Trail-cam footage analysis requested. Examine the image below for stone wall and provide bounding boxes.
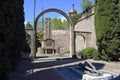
[75,34,85,52]
[51,8,97,54]
[25,29,34,57]
[74,7,97,53]
[26,7,97,54]
[52,30,70,53]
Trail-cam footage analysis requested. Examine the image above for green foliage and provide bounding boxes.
[37,20,44,30]
[52,18,63,30]
[80,0,92,12]
[52,18,69,30]
[0,0,25,80]
[37,31,44,42]
[36,31,44,47]
[25,22,33,29]
[70,0,93,26]
[70,13,82,25]
[79,47,99,60]
[62,19,69,30]
[95,0,120,61]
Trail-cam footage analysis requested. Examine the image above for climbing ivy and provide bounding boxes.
[70,13,82,26]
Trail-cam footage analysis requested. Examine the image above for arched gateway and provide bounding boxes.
[31,8,75,58]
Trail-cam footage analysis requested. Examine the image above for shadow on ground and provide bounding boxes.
[8,58,107,80]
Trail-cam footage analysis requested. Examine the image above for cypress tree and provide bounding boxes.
[0,0,25,79]
[95,0,120,61]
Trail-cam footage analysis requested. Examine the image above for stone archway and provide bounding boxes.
[75,34,86,53]
[74,31,91,54]
[31,8,74,58]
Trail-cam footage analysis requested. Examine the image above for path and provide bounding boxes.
[8,58,83,80]
[8,58,120,80]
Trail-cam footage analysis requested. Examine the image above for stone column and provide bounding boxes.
[44,18,52,40]
[86,33,91,47]
[30,30,36,59]
[70,24,75,57]
[74,32,76,55]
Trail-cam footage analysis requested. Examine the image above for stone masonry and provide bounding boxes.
[52,30,70,53]
[74,7,97,53]
[25,7,97,55]
[52,7,97,54]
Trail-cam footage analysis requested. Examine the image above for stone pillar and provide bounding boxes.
[86,33,91,47]
[74,32,76,55]
[44,18,52,40]
[41,18,55,54]
[70,24,75,57]
[30,30,36,59]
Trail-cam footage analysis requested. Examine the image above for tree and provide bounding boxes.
[70,13,82,26]
[62,19,69,30]
[70,0,93,26]
[37,20,45,31]
[80,0,92,12]
[36,31,44,47]
[95,0,120,61]
[0,0,25,79]
[25,22,33,29]
[52,18,63,30]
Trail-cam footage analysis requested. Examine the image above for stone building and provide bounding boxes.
[25,7,97,56]
[52,7,97,54]
[74,7,97,53]
[52,30,70,53]
[69,4,77,16]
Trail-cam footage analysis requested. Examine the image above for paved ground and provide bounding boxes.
[8,58,83,80]
[87,59,120,75]
[8,58,120,80]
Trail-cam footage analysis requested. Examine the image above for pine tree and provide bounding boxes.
[95,0,120,61]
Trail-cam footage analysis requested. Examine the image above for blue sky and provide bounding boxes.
[24,0,94,23]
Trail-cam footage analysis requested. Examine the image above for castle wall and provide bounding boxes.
[75,7,97,53]
[52,30,70,53]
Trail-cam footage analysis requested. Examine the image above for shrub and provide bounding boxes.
[79,47,99,60]
[36,31,44,47]
[95,0,120,61]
